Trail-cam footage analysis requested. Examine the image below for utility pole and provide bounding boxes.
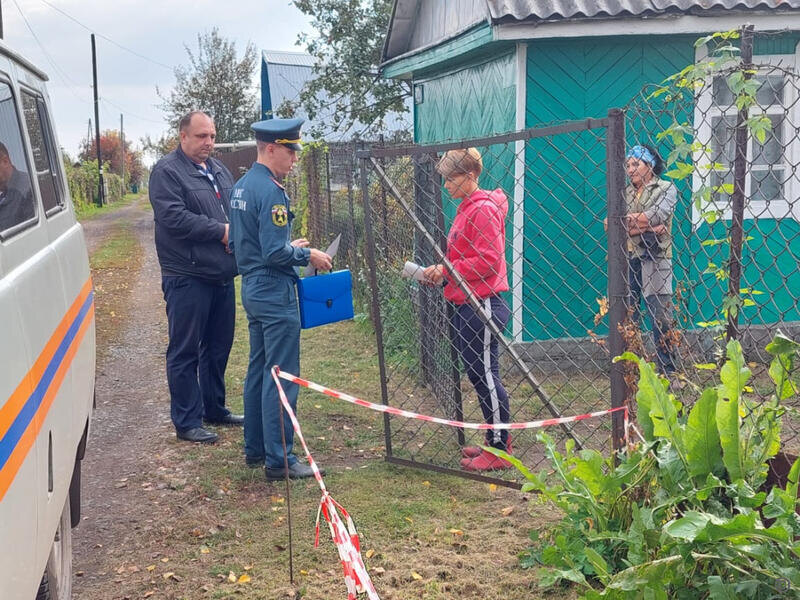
[120,113,125,197]
[91,34,105,206]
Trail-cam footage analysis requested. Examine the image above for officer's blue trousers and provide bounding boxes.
[241,273,301,468]
[162,275,235,432]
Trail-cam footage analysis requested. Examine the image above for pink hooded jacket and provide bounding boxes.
[443,188,509,304]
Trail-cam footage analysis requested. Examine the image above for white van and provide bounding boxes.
[0,42,95,599]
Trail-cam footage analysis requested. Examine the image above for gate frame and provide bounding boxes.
[358,111,628,486]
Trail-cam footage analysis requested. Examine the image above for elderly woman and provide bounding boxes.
[423,148,512,471]
[622,144,679,377]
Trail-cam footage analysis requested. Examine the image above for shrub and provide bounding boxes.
[496,335,800,598]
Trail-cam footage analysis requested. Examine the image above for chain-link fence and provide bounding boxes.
[623,27,800,460]
[356,119,622,486]
[353,29,799,487]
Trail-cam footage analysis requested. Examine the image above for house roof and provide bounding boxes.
[487,0,800,23]
[383,0,800,63]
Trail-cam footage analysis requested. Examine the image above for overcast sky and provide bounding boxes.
[3,0,312,159]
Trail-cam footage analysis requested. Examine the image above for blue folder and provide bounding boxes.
[297,269,354,329]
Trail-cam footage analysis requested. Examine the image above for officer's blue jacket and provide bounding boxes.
[229,162,310,278]
[149,146,237,281]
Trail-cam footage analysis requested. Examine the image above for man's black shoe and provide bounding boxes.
[176,427,218,444]
[265,462,324,481]
[204,413,245,426]
[245,456,265,468]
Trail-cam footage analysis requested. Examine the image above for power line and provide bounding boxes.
[101,98,165,126]
[37,0,174,71]
[11,0,91,103]
[13,0,166,133]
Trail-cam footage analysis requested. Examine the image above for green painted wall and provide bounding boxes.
[414,51,518,317]
[523,36,696,340]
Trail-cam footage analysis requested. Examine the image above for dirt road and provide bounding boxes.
[74,198,178,598]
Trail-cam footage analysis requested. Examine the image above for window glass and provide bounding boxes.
[708,76,787,207]
[21,92,63,214]
[0,82,36,234]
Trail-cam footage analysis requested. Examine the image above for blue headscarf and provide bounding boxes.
[626,145,656,167]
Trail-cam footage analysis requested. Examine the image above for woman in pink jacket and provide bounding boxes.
[424,148,512,471]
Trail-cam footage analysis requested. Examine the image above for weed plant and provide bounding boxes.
[491,335,800,598]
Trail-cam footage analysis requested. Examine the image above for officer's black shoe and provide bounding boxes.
[204,413,245,426]
[176,427,218,444]
[245,456,265,468]
[265,462,324,482]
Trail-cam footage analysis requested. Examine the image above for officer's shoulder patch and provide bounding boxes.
[271,204,288,226]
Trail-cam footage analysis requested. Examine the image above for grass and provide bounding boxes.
[75,191,144,220]
[112,284,573,600]
[89,220,143,363]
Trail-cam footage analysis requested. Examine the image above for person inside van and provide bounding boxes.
[0,142,34,231]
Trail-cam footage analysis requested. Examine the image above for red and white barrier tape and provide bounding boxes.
[271,366,631,600]
[270,367,379,600]
[276,368,629,433]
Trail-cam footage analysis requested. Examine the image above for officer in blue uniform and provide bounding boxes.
[229,117,332,481]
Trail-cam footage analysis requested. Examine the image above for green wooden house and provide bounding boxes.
[380,0,800,347]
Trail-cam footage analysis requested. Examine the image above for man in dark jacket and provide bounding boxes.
[149,110,243,444]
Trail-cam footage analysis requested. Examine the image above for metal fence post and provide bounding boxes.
[606,108,628,456]
[360,157,393,457]
[726,24,754,342]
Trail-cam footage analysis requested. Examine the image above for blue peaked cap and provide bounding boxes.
[252,117,305,150]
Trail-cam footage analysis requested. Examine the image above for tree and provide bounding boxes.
[291,0,411,136]
[140,132,179,163]
[79,130,145,187]
[158,28,258,143]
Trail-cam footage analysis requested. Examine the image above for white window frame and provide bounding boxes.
[692,45,800,224]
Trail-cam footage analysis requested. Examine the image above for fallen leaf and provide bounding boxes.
[227,571,237,583]
[160,557,169,563]
[421,481,430,487]
[146,565,156,572]
[144,592,155,598]
[300,569,309,575]
[162,572,175,580]
[501,506,515,516]
[372,566,385,575]
[488,484,497,492]
[365,549,375,559]
[449,529,463,536]
[200,546,210,554]
[237,574,251,583]
[404,517,413,524]
[244,565,253,571]
[411,571,423,580]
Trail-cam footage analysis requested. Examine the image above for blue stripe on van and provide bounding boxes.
[0,291,94,471]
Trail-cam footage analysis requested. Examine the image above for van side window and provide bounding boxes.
[0,82,36,236]
[21,92,63,215]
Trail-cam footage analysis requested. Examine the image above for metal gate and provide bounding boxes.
[357,112,628,486]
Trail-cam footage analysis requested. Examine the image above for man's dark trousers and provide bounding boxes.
[162,275,235,431]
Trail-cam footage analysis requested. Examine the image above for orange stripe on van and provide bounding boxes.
[0,278,93,441]
[0,280,94,502]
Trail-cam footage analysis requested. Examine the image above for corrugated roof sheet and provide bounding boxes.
[261,50,315,68]
[486,0,800,22]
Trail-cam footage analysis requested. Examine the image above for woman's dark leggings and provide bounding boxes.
[451,295,511,450]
